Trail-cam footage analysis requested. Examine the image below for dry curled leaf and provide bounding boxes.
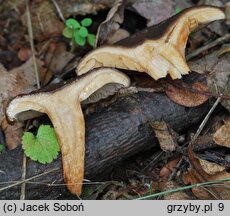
[95,0,126,46]
[213,118,230,148]
[183,169,230,199]
[198,158,225,175]
[150,121,177,152]
[166,82,209,107]
[184,144,230,199]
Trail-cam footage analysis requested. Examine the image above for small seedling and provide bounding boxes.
[63,18,96,51]
[22,125,60,164]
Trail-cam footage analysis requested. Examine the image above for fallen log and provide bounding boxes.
[0,92,210,199]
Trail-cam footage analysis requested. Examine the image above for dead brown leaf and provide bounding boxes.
[131,0,174,27]
[183,169,230,199]
[1,118,23,150]
[213,118,230,148]
[44,42,75,75]
[21,1,64,41]
[159,157,181,179]
[189,45,230,112]
[184,144,230,199]
[95,0,126,46]
[150,121,177,152]
[166,82,209,107]
[198,158,226,175]
[0,58,46,149]
[106,28,130,44]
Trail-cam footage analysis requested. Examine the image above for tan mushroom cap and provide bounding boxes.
[6,68,130,195]
[77,6,225,80]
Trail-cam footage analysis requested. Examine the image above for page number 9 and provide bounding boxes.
[218,203,224,211]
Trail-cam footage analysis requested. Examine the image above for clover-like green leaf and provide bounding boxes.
[87,34,96,47]
[75,31,86,46]
[22,125,60,164]
[81,18,92,27]
[66,18,80,30]
[79,26,88,38]
[62,27,73,38]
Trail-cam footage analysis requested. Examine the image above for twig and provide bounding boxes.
[187,33,230,61]
[25,0,40,89]
[51,0,65,23]
[141,151,164,172]
[190,97,221,146]
[168,156,185,181]
[20,120,31,200]
[0,168,59,193]
[21,0,41,199]
[0,180,116,186]
[20,154,27,200]
[187,97,222,200]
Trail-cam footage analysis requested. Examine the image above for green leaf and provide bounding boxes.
[22,125,60,164]
[81,18,92,27]
[79,26,88,37]
[0,144,4,153]
[62,27,73,38]
[189,32,195,38]
[66,18,80,30]
[175,6,181,14]
[87,34,96,47]
[75,31,86,46]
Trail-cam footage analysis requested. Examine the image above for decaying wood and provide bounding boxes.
[0,92,210,199]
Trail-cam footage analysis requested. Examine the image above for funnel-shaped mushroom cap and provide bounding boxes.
[6,68,130,195]
[77,6,225,80]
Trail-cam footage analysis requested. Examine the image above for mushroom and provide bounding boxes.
[6,68,130,195]
[77,6,225,80]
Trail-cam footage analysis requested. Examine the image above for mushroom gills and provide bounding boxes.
[82,83,125,104]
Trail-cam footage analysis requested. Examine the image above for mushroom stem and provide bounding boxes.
[47,100,85,195]
[6,68,130,195]
[7,89,86,194]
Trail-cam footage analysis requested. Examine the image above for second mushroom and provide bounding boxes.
[6,68,130,195]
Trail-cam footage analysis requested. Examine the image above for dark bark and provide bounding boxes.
[0,92,210,199]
